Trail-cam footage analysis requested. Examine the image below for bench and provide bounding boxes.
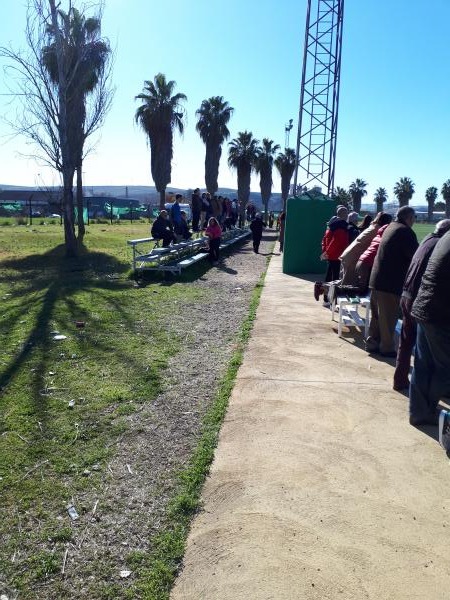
[127,228,251,275]
[331,295,371,339]
[127,237,161,271]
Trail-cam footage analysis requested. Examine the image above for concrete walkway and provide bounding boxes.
[171,252,450,600]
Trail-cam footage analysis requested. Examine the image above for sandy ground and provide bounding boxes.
[171,252,450,600]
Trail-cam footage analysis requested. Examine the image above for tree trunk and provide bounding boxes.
[376,200,383,213]
[76,165,85,241]
[159,188,166,210]
[428,202,433,222]
[238,166,251,227]
[205,142,220,196]
[62,172,77,257]
[353,196,361,213]
[281,174,290,211]
[49,0,77,257]
[446,198,450,219]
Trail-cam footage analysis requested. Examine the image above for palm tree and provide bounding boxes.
[425,186,438,221]
[274,149,297,211]
[393,177,415,207]
[255,138,280,218]
[441,180,450,218]
[42,7,110,240]
[374,187,388,213]
[332,186,351,209]
[228,131,259,224]
[349,179,368,212]
[135,74,187,209]
[196,96,234,195]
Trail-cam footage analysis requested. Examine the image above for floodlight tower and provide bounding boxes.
[293,0,344,196]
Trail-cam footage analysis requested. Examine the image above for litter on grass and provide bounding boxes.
[67,505,79,520]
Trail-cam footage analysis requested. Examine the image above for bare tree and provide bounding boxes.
[0,0,113,255]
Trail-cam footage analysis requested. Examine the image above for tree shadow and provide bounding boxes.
[0,244,131,435]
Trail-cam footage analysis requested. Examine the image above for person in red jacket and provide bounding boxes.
[319,206,349,305]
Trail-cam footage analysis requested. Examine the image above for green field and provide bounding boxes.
[0,221,207,597]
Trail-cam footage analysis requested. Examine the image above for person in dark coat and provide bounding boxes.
[365,206,418,356]
[409,230,450,425]
[393,219,450,391]
[151,210,176,247]
[175,211,192,241]
[250,213,266,253]
[191,188,202,232]
[347,212,361,243]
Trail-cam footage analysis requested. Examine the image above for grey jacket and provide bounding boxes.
[411,231,450,325]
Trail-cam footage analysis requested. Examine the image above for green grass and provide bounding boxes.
[0,221,270,599]
[0,221,207,596]
[413,222,434,242]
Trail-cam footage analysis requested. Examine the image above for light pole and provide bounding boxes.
[285,119,293,149]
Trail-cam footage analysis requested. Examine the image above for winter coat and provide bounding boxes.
[250,217,266,238]
[358,224,389,267]
[191,193,202,213]
[402,233,441,301]
[151,216,173,239]
[340,223,380,269]
[411,231,450,325]
[321,218,349,261]
[171,201,181,225]
[369,222,419,295]
[348,222,360,244]
[205,222,222,240]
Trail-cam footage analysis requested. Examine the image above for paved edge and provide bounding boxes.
[171,252,450,600]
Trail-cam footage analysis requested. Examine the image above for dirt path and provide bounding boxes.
[33,231,277,599]
[171,252,450,600]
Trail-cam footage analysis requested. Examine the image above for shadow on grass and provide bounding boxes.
[136,235,256,287]
[0,243,130,411]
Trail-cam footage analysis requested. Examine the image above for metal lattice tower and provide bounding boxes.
[293,0,344,196]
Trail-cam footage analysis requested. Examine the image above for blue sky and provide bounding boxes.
[1,0,450,206]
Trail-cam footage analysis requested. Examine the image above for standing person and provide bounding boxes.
[359,214,373,232]
[205,217,222,264]
[409,230,450,426]
[339,212,390,286]
[171,194,182,230]
[320,206,349,305]
[279,210,286,252]
[191,188,202,232]
[250,213,266,253]
[231,199,238,227]
[394,220,450,391]
[347,212,361,243]
[365,206,418,356]
[268,211,275,229]
[353,214,393,291]
[202,193,212,228]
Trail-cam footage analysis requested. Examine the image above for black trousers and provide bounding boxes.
[209,238,220,262]
[324,259,340,302]
[161,231,175,247]
[192,211,200,232]
[253,234,262,253]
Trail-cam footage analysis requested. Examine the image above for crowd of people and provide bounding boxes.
[150,192,277,264]
[315,205,450,428]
